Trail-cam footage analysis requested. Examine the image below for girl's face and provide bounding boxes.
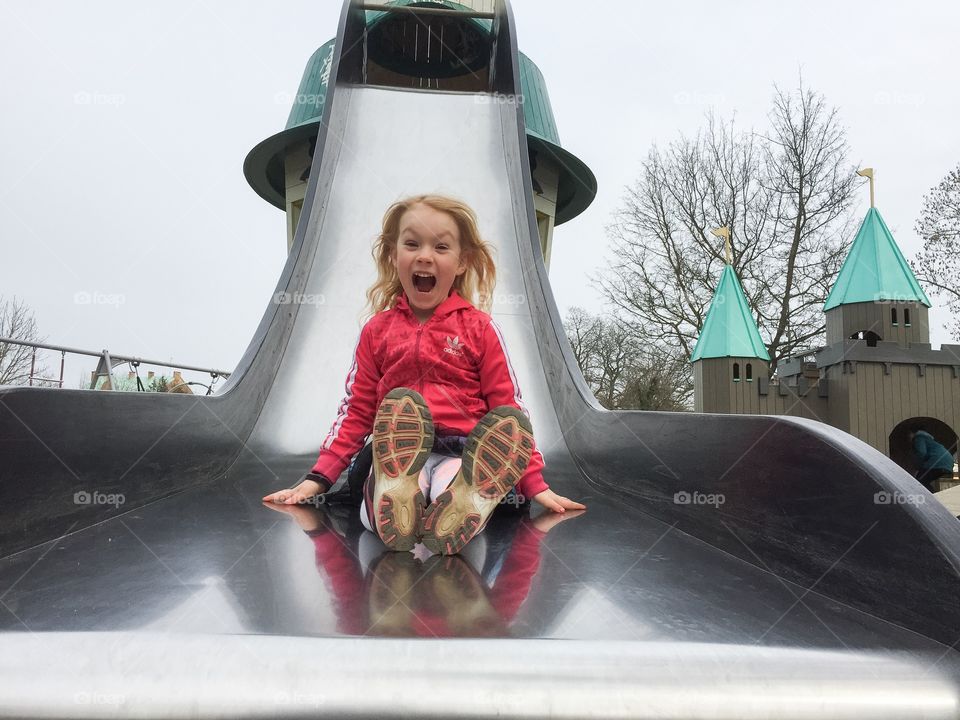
[393,203,467,322]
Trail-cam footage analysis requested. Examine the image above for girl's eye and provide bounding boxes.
[436,245,448,251]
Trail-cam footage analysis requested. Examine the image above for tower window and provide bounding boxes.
[733,362,740,383]
[904,308,911,327]
[746,363,753,382]
[891,308,898,326]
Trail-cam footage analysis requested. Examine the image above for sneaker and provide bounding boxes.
[421,406,534,555]
[371,387,434,551]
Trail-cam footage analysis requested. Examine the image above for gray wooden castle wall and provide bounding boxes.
[826,301,930,347]
[829,360,960,455]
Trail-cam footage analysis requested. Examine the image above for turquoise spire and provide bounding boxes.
[824,207,931,311]
[691,265,770,362]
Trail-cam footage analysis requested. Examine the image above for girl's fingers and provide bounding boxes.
[560,497,587,510]
[263,490,299,504]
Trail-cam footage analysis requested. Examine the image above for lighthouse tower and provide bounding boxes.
[240,0,597,267]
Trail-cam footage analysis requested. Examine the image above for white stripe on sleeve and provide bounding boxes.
[320,333,362,450]
[489,319,529,416]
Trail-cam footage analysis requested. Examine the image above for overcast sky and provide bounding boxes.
[2,1,958,388]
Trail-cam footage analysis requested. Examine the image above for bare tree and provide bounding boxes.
[0,296,48,386]
[912,163,960,340]
[598,82,858,376]
[563,307,692,410]
[619,344,691,411]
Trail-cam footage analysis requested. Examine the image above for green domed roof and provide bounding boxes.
[244,20,596,225]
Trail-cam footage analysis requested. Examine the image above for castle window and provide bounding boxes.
[891,308,898,326]
[904,308,911,327]
[733,362,740,382]
[746,363,753,382]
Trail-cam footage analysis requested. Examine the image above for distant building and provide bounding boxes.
[692,205,960,483]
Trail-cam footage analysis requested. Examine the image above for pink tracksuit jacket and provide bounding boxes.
[310,290,549,499]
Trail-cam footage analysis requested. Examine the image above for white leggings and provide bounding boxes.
[359,453,463,534]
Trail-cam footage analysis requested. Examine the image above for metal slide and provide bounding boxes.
[1,1,959,717]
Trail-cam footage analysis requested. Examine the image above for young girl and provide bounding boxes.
[263,194,585,554]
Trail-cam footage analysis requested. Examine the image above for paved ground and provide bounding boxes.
[935,483,960,517]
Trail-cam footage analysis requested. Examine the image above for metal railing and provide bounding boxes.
[358,2,495,19]
[0,337,231,393]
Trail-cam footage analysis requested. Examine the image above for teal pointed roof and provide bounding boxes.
[691,265,770,362]
[824,207,931,311]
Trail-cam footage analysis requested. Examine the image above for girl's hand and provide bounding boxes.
[262,478,323,505]
[532,489,586,514]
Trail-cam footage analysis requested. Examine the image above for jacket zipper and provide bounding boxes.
[414,322,425,394]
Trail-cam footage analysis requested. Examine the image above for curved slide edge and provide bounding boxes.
[0,632,957,720]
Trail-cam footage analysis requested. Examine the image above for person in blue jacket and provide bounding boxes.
[909,429,956,490]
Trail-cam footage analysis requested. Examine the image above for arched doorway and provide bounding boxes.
[889,417,958,475]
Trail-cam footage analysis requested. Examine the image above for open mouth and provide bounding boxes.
[412,272,436,294]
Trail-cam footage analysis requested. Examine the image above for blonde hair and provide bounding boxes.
[366,194,497,316]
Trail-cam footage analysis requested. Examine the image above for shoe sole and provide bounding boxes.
[372,387,434,551]
[421,406,534,555]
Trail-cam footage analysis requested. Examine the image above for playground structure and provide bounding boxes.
[1,1,959,717]
[0,336,230,392]
[693,191,960,490]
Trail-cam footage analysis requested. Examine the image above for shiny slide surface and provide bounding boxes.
[1,1,959,717]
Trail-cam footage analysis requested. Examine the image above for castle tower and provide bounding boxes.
[823,207,932,347]
[691,264,771,413]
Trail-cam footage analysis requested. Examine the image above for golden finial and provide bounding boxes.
[857,168,875,208]
[711,226,732,265]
